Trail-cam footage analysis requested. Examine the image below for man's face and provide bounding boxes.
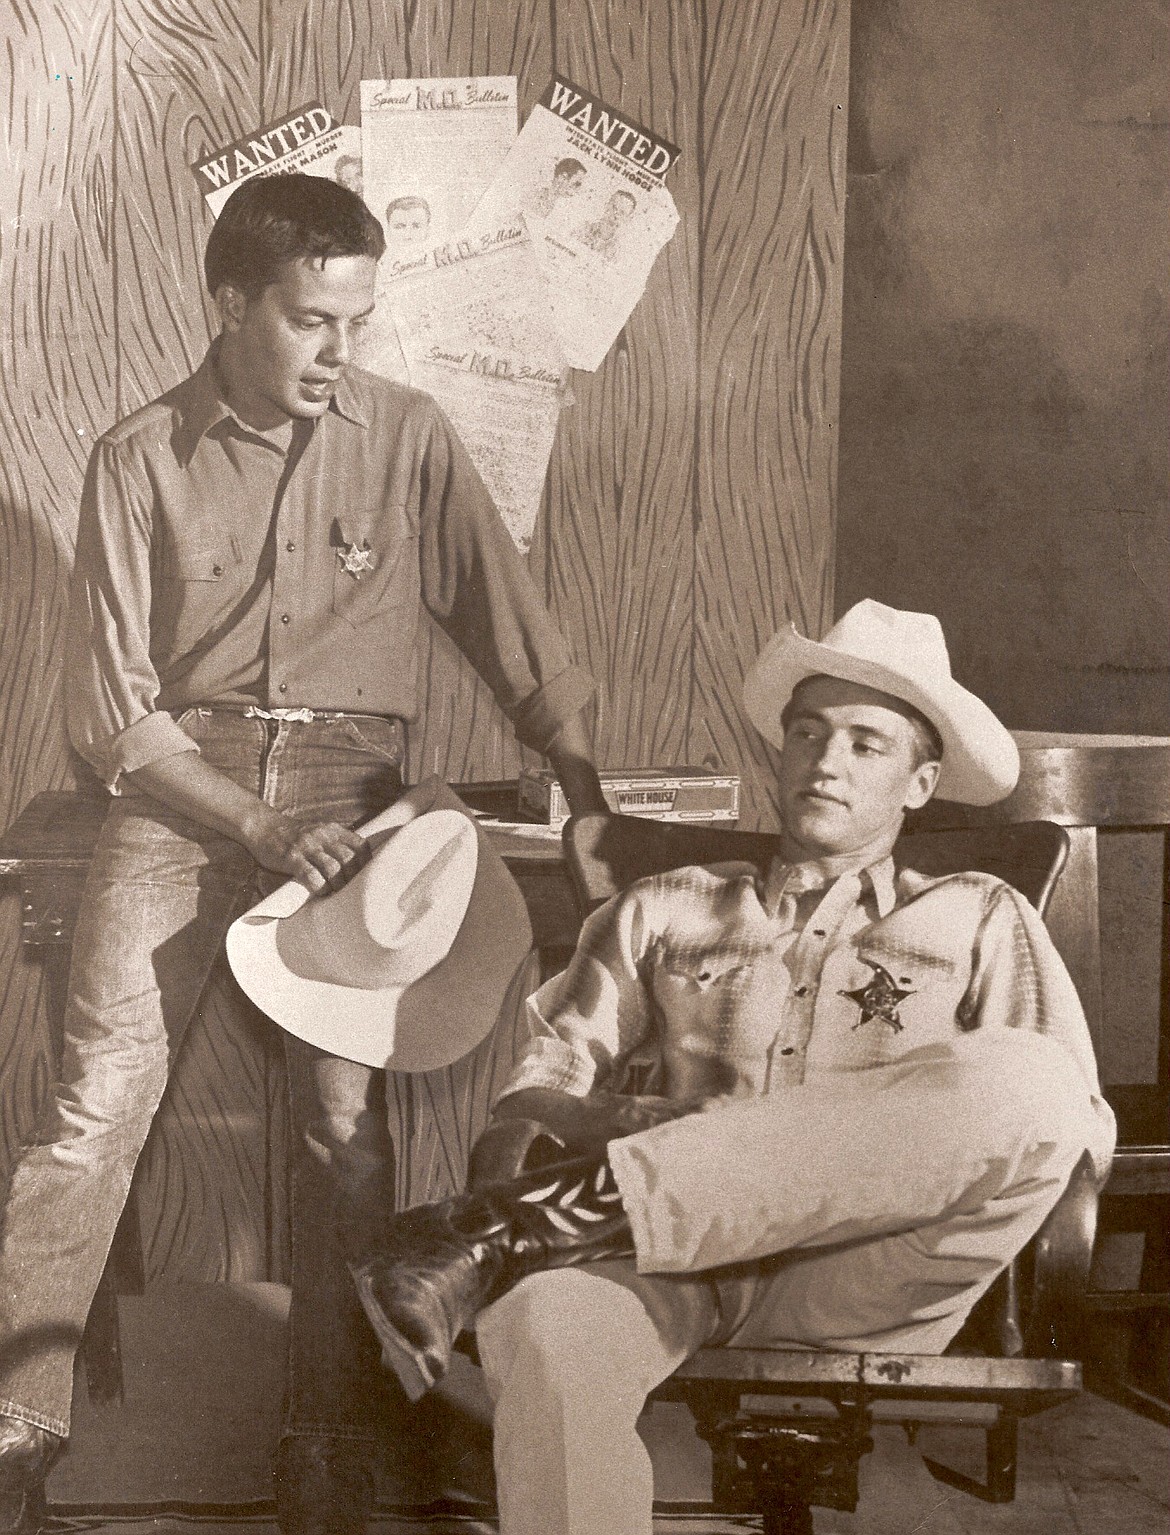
[555,167,585,198]
[777,676,940,859]
[217,254,377,431]
[386,205,430,246]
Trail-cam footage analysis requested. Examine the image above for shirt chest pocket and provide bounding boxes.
[331,522,419,628]
[808,944,965,1065]
[656,947,748,994]
[159,527,242,587]
[651,948,750,1029]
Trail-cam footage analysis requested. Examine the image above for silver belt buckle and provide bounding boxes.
[243,705,317,723]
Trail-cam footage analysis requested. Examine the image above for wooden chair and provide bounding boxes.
[561,812,1100,1535]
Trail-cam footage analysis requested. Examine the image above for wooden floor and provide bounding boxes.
[44,1286,1169,1535]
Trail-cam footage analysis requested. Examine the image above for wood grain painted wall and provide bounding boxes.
[0,0,850,1279]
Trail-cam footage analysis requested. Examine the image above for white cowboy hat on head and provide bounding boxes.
[742,599,1019,806]
[226,776,533,1071]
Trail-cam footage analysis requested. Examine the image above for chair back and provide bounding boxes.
[565,813,1069,919]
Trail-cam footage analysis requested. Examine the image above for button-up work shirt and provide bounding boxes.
[66,345,593,789]
[503,856,1115,1179]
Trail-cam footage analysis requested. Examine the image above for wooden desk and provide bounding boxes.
[0,783,573,951]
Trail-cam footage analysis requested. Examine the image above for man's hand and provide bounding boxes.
[545,717,610,817]
[242,806,369,894]
[125,750,368,895]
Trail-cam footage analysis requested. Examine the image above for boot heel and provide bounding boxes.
[352,1270,436,1402]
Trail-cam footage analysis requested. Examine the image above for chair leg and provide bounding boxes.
[762,1494,814,1535]
[80,1271,123,1405]
[986,1411,1018,1503]
[80,1196,144,1405]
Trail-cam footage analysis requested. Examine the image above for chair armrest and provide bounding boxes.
[1023,1150,1100,1358]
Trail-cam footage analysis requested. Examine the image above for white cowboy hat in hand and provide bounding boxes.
[742,599,1019,805]
[226,776,533,1071]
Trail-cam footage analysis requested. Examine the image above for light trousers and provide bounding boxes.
[476,1029,1095,1535]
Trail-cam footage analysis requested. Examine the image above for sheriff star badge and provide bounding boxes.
[839,958,916,1032]
[337,541,376,579]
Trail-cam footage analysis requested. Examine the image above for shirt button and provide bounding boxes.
[794,985,810,997]
[278,682,288,694]
[212,563,224,577]
[280,613,291,624]
[780,1047,796,1057]
[286,541,296,552]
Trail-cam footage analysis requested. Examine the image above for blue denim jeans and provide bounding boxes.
[0,709,405,1442]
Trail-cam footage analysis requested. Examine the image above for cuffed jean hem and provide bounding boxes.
[0,1396,67,1439]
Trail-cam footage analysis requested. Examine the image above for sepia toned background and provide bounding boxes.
[0,0,1166,1415]
[0,0,851,1270]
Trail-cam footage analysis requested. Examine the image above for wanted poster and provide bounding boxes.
[465,76,681,370]
[191,104,363,217]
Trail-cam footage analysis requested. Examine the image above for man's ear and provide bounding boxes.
[903,758,941,811]
[215,283,249,332]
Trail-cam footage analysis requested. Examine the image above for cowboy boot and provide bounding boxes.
[350,1154,631,1402]
[465,1116,568,1191]
[0,1416,63,1535]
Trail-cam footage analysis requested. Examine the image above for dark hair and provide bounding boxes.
[554,157,586,178]
[781,674,944,768]
[205,173,385,297]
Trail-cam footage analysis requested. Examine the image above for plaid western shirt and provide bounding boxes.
[503,855,1115,1178]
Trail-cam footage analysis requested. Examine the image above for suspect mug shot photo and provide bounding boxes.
[383,193,432,253]
[526,156,587,218]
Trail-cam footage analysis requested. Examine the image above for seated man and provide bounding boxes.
[350,599,1116,1535]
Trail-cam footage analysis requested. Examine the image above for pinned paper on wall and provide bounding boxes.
[383,227,567,552]
[192,78,681,548]
[465,77,681,370]
[357,76,521,394]
[191,104,362,217]
[359,77,518,256]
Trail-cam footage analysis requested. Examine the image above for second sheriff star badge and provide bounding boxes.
[338,541,376,579]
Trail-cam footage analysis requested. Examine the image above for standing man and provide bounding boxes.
[350,601,1116,1535]
[0,172,605,1533]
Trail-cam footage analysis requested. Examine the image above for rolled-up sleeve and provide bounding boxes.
[415,403,594,755]
[499,882,660,1101]
[66,436,198,791]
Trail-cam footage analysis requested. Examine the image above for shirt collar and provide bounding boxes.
[331,366,371,427]
[176,342,371,461]
[865,856,897,918]
[175,344,232,460]
[761,852,897,920]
